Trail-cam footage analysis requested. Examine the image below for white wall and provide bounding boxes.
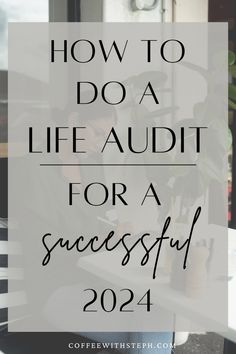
[174,0,208,22]
[49,0,208,23]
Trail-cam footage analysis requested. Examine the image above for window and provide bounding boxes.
[209,0,236,228]
[0,0,48,70]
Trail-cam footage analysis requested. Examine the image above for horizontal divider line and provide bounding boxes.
[40,163,196,167]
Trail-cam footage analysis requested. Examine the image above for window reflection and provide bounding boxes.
[0,0,48,146]
[0,0,48,69]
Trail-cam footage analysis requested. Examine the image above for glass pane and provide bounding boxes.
[0,0,48,146]
[0,0,48,69]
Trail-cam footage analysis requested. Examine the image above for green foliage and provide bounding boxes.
[229,50,236,66]
[229,51,236,111]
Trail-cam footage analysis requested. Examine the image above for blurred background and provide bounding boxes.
[0,1,235,353]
